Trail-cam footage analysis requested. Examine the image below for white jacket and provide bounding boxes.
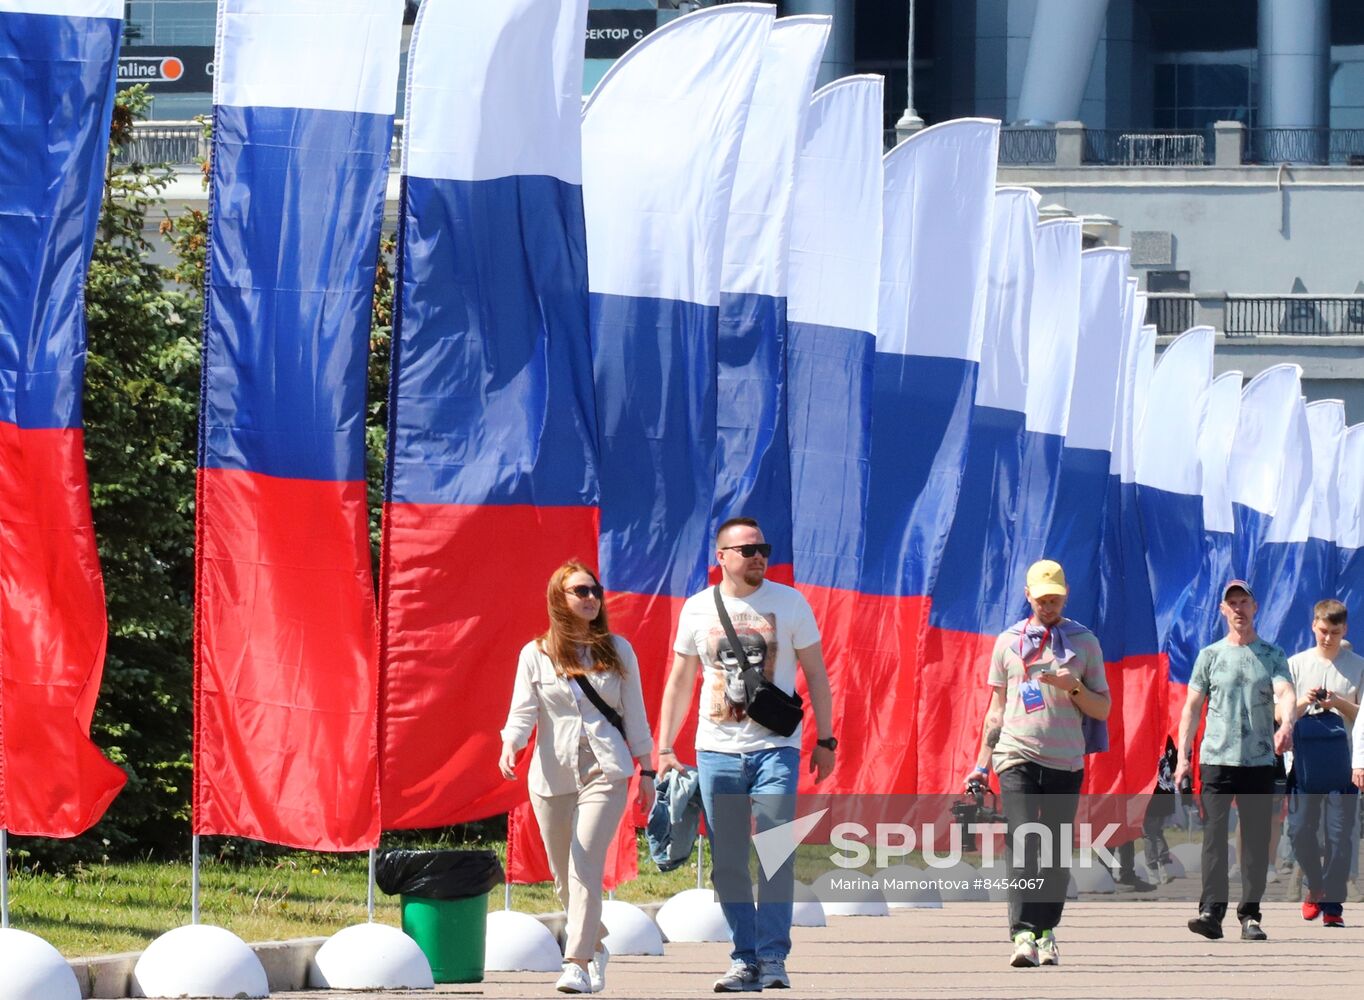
[500,635,654,797]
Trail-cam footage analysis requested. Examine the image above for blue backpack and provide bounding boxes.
[1291,711,1352,794]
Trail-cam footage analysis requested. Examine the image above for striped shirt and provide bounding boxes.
[988,621,1108,773]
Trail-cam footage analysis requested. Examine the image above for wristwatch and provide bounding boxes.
[816,736,838,751]
[1069,684,1083,698]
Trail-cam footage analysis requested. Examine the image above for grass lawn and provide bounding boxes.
[5,836,702,958]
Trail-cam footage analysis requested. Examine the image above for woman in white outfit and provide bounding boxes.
[500,561,656,994]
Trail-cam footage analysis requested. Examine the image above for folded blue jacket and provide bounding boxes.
[646,766,703,872]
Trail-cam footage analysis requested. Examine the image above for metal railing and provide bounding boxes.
[1224,295,1364,337]
[114,119,408,167]
[1245,128,1364,165]
[998,126,1056,165]
[113,121,206,166]
[1083,129,1210,166]
[1144,294,1197,335]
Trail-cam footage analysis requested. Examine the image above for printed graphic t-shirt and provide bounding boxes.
[1189,637,1291,768]
[673,581,820,754]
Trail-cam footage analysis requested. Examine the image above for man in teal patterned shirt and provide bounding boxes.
[1175,580,1296,942]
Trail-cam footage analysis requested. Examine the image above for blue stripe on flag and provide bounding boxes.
[388,174,595,507]
[788,319,873,593]
[1039,444,1110,624]
[929,406,1028,633]
[860,353,978,598]
[0,11,118,430]
[714,291,792,562]
[201,104,391,482]
[592,291,717,598]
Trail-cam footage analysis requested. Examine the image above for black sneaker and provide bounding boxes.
[1113,870,1157,893]
[1240,917,1267,941]
[1188,912,1224,939]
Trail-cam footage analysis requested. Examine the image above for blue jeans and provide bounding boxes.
[1288,786,1359,917]
[697,746,800,964]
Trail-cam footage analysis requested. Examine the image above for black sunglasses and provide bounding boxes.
[566,584,604,600]
[721,543,772,559]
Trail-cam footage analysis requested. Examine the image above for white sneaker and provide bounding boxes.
[1036,930,1059,966]
[1010,931,1038,968]
[556,963,592,994]
[590,945,609,993]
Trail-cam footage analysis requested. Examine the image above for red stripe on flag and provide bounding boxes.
[193,467,378,850]
[379,502,599,830]
[0,422,125,835]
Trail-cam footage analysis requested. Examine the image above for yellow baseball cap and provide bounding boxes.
[1026,559,1068,598]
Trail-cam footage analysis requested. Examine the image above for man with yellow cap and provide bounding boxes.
[965,559,1112,969]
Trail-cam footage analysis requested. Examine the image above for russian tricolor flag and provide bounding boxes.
[1133,327,1215,729]
[1339,425,1364,617]
[918,187,1040,791]
[584,4,773,757]
[857,119,998,793]
[0,0,126,836]
[1273,400,1345,655]
[1228,365,1312,645]
[712,15,828,584]
[194,0,401,851]
[378,0,598,832]
[786,74,883,793]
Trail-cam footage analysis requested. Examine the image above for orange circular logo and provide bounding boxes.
[160,57,184,81]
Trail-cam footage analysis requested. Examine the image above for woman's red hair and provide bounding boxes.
[539,561,624,676]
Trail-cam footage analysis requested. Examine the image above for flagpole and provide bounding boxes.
[2,827,9,928]
[191,834,201,924]
[367,848,376,922]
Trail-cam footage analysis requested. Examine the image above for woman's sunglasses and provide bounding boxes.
[566,584,604,600]
[720,543,772,559]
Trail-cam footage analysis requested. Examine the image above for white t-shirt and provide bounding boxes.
[672,581,820,754]
[1288,645,1364,770]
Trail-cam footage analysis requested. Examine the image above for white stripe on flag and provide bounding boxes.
[583,3,774,305]
[215,0,402,115]
[404,0,586,183]
[787,74,883,336]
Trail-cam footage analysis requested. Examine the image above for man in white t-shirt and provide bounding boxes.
[656,517,835,992]
[1287,599,1363,928]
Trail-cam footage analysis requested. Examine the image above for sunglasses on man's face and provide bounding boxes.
[566,584,604,600]
[721,543,772,559]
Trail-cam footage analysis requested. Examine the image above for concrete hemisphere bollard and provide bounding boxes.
[307,922,434,989]
[131,924,269,999]
[790,880,827,926]
[878,865,943,909]
[483,910,563,972]
[1071,863,1117,894]
[0,928,81,1000]
[1169,842,1202,875]
[810,870,890,916]
[654,888,731,942]
[600,899,664,955]
[932,860,990,902]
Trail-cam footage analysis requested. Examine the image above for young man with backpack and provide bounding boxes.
[1287,599,1363,928]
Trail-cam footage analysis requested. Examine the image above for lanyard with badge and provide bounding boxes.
[1018,626,1052,714]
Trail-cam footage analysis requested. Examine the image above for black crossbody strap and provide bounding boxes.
[572,672,629,741]
[713,585,758,684]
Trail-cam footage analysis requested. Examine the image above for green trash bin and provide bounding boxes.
[377,849,504,985]
[400,892,489,984]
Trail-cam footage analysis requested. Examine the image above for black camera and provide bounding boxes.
[951,781,1006,853]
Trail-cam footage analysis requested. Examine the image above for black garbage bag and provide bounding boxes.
[375,849,504,900]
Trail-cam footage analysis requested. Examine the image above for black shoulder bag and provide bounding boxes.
[714,585,804,737]
[571,673,630,741]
